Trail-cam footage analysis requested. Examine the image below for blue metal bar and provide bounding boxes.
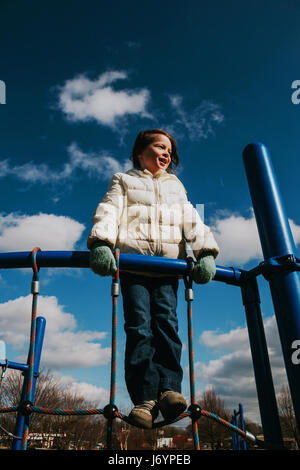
[0,251,243,285]
[243,142,300,431]
[238,404,247,450]
[240,278,284,448]
[0,360,28,372]
[12,316,46,450]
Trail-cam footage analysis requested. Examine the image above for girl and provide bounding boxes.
[87,129,219,428]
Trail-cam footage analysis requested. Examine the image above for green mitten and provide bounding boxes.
[192,254,216,284]
[89,241,117,276]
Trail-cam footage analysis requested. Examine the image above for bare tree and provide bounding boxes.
[187,387,231,449]
[0,368,106,449]
[278,384,300,449]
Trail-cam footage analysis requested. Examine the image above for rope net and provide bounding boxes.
[0,248,279,451]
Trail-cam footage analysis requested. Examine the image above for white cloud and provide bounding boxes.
[0,143,131,184]
[289,219,300,246]
[200,327,250,352]
[197,316,287,422]
[0,212,85,251]
[125,41,141,49]
[65,142,132,180]
[0,78,226,186]
[211,210,262,266]
[0,159,54,183]
[196,350,257,397]
[167,95,224,141]
[211,209,300,266]
[0,295,111,369]
[57,71,152,128]
[56,71,225,142]
[53,373,110,406]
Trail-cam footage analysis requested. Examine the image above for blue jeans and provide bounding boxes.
[120,272,183,405]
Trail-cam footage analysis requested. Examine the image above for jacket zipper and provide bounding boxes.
[153,177,161,255]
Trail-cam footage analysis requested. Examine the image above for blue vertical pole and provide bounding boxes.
[12,316,46,450]
[235,410,241,450]
[238,404,247,450]
[232,411,239,450]
[243,143,300,431]
[241,278,283,447]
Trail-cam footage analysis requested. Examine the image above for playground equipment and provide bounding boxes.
[231,404,247,450]
[0,142,299,450]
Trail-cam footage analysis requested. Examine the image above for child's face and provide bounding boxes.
[138,134,172,174]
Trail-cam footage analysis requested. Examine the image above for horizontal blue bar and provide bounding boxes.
[0,251,243,285]
[0,360,28,372]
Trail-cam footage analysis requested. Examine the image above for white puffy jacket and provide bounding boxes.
[87,168,219,262]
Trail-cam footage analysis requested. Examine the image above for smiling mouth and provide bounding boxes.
[158,158,168,165]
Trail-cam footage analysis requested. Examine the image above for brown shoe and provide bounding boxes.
[128,400,159,429]
[158,391,187,421]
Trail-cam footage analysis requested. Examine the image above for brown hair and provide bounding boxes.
[131,129,180,173]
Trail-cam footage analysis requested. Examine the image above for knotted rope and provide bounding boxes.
[21,247,41,449]
[106,248,120,450]
[183,257,200,450]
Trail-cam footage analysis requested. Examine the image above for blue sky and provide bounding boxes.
[0,0,300,425]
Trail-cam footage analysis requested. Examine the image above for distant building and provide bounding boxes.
[157,437,174,449]
[157,435,194,450]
